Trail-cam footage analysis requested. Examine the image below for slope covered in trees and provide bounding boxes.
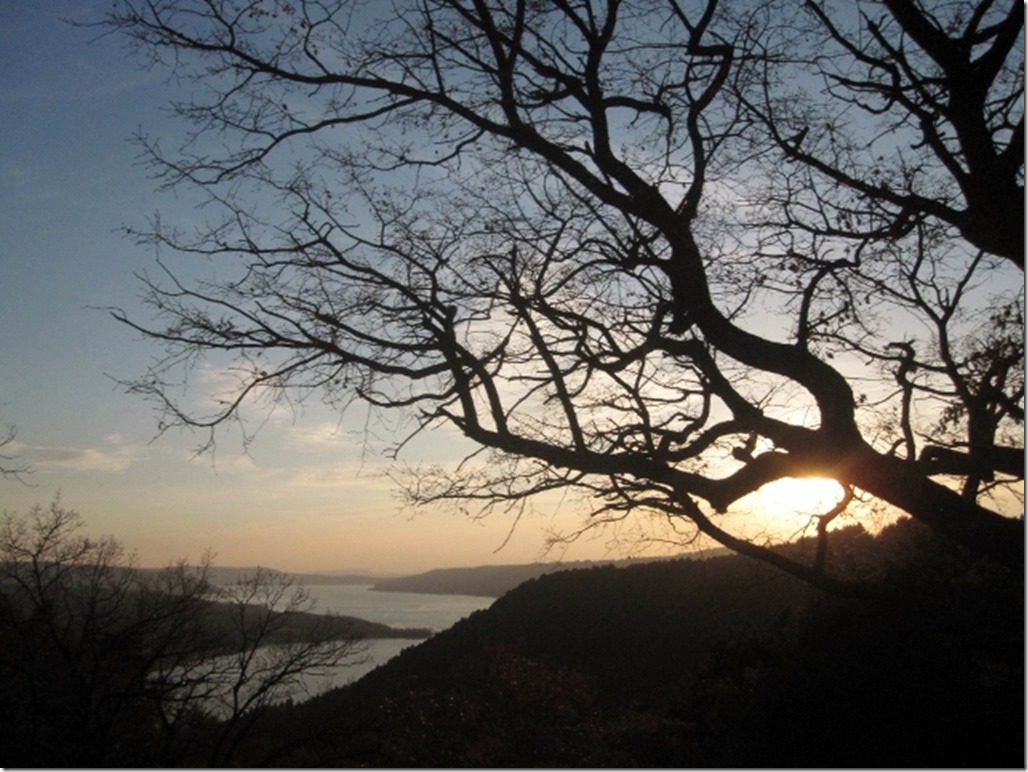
[3,500,1018,766]
[236,521,1023,767]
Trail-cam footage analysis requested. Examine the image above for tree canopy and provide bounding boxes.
[105,0,1023,590]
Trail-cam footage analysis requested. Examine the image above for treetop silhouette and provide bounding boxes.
[105,0,1023,590]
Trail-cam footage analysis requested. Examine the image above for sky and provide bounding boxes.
[0,2,557,573]
[0,2,732,574]
[5,3,995,576]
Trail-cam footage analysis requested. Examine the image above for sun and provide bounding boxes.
[755,476,846,518]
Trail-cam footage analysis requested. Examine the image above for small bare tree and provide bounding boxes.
[0,501,362,766]
[0,421,31,482]
[166,567,365,766]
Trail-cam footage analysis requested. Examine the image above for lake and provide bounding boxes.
[305,583,495,633]
[181,584,493,713]
[292,584,495,697]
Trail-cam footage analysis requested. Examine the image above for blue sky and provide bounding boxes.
[2,3,950,574]
[1,1,636,573]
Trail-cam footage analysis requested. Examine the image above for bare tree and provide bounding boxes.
[102,0,1022,591]
[0,501,362,766]
[0,421,32,482]
[172,567,365,766]
[736,0,1023,268]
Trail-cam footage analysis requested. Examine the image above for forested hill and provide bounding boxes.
[245,521,1023,768]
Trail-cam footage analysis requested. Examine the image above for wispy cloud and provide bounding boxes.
[286,463,392,489]
[286,422,359,452]
[13,436,142,473]
[185,451,260,475]
[192,363,299,423]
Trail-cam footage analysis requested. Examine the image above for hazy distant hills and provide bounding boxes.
[370,554,727,598]
[371,563,569,597]
[208,566,394,587]
[136,565,396,587]
[175,555,731,598]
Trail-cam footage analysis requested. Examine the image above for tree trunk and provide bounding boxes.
[848,445,1024,573]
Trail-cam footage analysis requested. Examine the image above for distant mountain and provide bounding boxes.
[371,553,724,597]
[310,567,403,580]
[371,563,565,597]
[277,569,395,586]
[146,556,737,597]
[138,565,393,587]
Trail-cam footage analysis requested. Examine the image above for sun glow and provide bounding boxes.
[755,476,847,518]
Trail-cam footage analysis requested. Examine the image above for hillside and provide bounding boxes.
[237,522,1023,768]
[358,551,815,704]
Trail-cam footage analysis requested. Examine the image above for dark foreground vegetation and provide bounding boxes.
[1,504,1022,767]
[75,1,1022,763]
[236,520,1022,767]
[0,503,424,768]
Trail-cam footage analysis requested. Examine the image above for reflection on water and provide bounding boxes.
[292,638,419,699]
[179,586,492,712]
[285,585,494,701]
[304,584,494,632]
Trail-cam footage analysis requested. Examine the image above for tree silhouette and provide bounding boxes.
[0,501,362,766]
[740,0,1023,269]
[104,0,1022,589]
[0,421,31,482]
